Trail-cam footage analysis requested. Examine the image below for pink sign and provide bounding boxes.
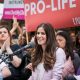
[3,8,24,20]
[3,0,24,20]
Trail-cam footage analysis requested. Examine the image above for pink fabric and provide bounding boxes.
[62,57,75,77]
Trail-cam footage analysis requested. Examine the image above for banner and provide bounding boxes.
[24,0,80,32]
[3,0,24,20]
[0,0,3,3]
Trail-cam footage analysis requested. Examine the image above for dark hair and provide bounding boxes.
[76,32,80,50]
[32,23,56,71]
[75,32,80,57]
[56,31,74,60]
[76,32,80,48]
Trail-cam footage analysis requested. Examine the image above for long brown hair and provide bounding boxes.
[32,23,56,71]
[56,31,74,60]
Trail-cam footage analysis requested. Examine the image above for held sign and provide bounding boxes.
[3,0,24,20]
[24,0,80,32]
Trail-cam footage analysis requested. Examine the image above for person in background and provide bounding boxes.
[10,17,23,45]
[11,18,32,80]
[76,32,80,57]
[56,31,76,80]
[0,25,23,80]
[18,31,27,47]
[10,16,23,35]
[21,24,26,34]
[17,31,32,80]
[28,23,66,80]
[70,31,77,53]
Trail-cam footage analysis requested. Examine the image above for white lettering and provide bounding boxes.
[31,2,36,15]
[25,4,30,16]
[69,0,76,8]
[51,0,57,11]
[37,1,45,13]
[72,17,80,25]
[58,0,61,10]
[62,0,68,9]
[5,10,24,16]
[25,0,77,16]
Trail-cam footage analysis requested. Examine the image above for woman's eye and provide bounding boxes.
[0,32,2,34]
[37,32,40,35]
[41,32,45,35]
[4,31,7,33]
[36,32,45,35]
[0,31,7,34]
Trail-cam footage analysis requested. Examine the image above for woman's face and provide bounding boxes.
[0,28,9,41]
[70,32,76,42]
[36,27,47,46]
[56,35,66,49]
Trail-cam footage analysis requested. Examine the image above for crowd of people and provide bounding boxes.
[0,18,80,80]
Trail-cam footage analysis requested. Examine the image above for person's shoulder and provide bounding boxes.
[56,47,66,56]
[55,47,66,61]
[56,47,64,52]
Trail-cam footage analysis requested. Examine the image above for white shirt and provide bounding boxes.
[0,59,7,72]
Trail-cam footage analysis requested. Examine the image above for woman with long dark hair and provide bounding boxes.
[28,23,66,80]
[56,31,76,80]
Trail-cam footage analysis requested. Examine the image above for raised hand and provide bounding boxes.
[1,41,6,52]
[2,37,13,54]
[13,16,19,28]
[10,16,19,35]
